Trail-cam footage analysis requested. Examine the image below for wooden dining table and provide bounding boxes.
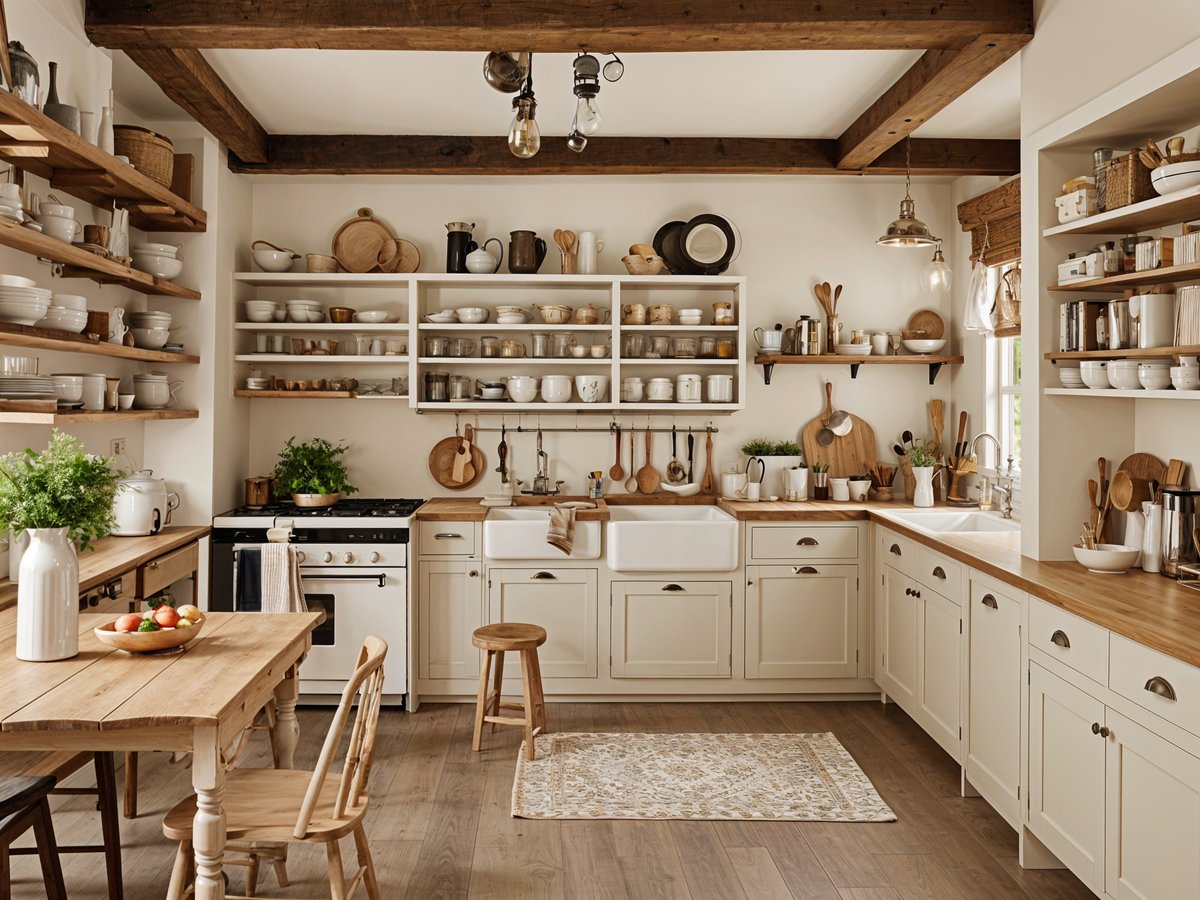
[0,609,323,900]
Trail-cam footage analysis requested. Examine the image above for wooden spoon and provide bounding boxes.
[562,230,577,255]
[460,424,477,483]
[624,428,639,493]
[609,425,625,482]
[636,428,661,494]
[833,283,843,315]
[701,430,716,494]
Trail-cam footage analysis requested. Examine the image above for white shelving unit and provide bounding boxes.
[1043,388,1200,400]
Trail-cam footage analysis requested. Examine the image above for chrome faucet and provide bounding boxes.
[521,428,564,496]
[970,431,1015,519]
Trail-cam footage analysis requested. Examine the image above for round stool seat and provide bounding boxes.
[472,622,547,652]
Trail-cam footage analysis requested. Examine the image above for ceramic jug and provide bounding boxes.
[445,222,477,273]
[465,238,503,274]
[109,306,127,344]
[508,230,547,274]
[576,231,606,274]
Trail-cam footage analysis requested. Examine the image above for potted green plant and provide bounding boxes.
[0,431,121,661]
[741,438,805,496]
[906,445,938,508]
[272,437,357,507]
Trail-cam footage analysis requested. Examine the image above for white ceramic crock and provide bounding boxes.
[112,469,180,536]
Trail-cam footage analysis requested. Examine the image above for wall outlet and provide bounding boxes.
[109,437,126,458]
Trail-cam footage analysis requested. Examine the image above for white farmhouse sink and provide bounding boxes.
[883,510,1020,534]
[606,505,739,572]
[484,507,601,560]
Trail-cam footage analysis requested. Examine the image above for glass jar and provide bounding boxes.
[448,375,472,400]
[531,332,551,358]
[698,336,717,358]
[712,301,734,325]
[648,336,671,358]
[621,333,645,359]
[448,337,476,357]
[551,332,576,358]
[480,336,500,358]
[425,371,449,402]
[673,336,697,359]
[500,339,526,358]
[424,336,449,357]
[715,338,735,358]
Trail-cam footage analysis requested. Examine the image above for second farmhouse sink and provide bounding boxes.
[606,505,739,572]
[484,507,601,560]
[884,510,1020,534]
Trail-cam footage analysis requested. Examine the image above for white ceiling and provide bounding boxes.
[114,49,1020,141]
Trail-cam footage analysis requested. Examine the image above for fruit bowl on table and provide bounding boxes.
[95,611,205,653]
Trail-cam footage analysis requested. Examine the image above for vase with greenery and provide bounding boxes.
[272,437,357,507]
[906,446,938,508]
[0,432,120,661]
[741,438,805,496]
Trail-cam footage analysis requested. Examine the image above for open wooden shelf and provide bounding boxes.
[0,220,199,299]
[0,91,205,233]
[1047,260,1200,292]
[0,408,199,425]
[0,321,198,363]
[1044,388,1200,400]
[234,390,354,399]
[233,354,405,364]
[753,353,963,385]
[1043,184,1200,237]
[1044,345,1200,362]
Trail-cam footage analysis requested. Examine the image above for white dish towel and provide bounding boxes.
[259,542,307,613]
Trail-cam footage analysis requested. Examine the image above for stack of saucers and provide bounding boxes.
[0,375,55,400]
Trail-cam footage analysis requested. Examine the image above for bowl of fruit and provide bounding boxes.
[95,604,205,653]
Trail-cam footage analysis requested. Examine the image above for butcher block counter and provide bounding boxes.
[415,497,611,521]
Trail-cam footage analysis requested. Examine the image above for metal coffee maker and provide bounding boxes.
[1160,487,1200,578]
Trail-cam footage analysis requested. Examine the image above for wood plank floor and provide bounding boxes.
[6,700,1094,899]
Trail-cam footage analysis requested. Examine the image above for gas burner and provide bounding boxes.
[221,498,424,519]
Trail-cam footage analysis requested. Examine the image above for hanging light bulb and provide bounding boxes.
[574,95,602,135]
[877,138,939,248]
[921,240,953,293]
[568,53,602,150]
[507,55,540,159]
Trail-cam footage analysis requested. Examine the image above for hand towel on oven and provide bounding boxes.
[259,542,308,613]
[546,502,596,555]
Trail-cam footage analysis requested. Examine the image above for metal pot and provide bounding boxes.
[244,476,274,508]
[112,470,179,536]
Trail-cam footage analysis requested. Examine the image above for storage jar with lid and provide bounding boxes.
[676,374,702,403]
[646,377,673,402]
[620,377,644,402]
[673,337,697,359]
[706,374,734,402]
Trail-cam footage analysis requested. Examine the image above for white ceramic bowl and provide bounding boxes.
[0,274,36,288]
[131,327,169,349]
[245,310,276,323]
[252,248,295,272]
[1072,543,1140,574]
[678,316,703,326]
[1107,361,1141,390]
[496,314,528,325]
[287,309,312,322]
[1151,160,1200,196]
[132,242,178,257]
[1138,365,1172,390]
[0,299,51,325]
[1080,360,1110,389]
[354,310,390,324]
[51,375,83,401]
[678,308,702,318]
[37,308,88,333]
[1171,375,1200,391]
[129,312,172,326]
[39,202,74,218]
[574,374,609,403]
[902,338,948,354]
[132,254,184,280]
[456,307,490,324]
[480,387,506,400]
[506,376,539,403]
[540,375,572,403]
[51,294,87,311]
[1058,367,1085,388]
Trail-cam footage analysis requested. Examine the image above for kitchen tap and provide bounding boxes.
[522,427,564,495]
[970,431,1015,519]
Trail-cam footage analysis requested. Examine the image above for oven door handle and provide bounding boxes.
[300,572,388,588]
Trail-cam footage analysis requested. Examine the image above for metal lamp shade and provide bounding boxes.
[877,196,939,247]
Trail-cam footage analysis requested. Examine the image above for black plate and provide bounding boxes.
[680,214,736,275]
[652,220,697,274]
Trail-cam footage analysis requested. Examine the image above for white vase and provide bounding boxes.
[912,467,935,508]
[7,528,29,582]
[1125,510,1146,567]
[16,528,80,662]
[1141,502,1162,574]
[98,104,114,154]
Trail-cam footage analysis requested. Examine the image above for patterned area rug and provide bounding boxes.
[512,732,896,822]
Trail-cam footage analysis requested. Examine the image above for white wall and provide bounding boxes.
[241,176,956,498]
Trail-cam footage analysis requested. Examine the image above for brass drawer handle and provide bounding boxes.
[531,571,557,580]
[793,566,818,575]
[931,566,946,580]
[661,583,686,591]
[434,532,463,540]
[147,561,159,569]
[889,543,902,556]
[1145,676,1177,702]
[981,594,998,609]
[1050,629,1071,649]
[796,537,819,547]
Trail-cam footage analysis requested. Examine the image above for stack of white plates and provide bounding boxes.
[128,310,173,330]
[36,306,88,333]
[0,375,55,399]
[834,343,872,356]
[424,311,459,324]
[0,284,52,325]
[1058,367,1085,389]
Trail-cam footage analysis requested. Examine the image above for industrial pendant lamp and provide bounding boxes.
[507,54,541,159]
[877,138,939,248]
[921,240,953,293]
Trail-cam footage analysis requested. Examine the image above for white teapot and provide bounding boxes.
[465,238,503,274]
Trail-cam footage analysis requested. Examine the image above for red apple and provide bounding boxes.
[115,613,143,633]
[153,606,181,628]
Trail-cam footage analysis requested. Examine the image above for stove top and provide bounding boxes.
[213,497,425,530]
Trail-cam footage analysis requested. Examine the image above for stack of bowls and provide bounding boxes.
[1080,360,1110,389]
[678,308,703,326]
[1137,359,1172,390]
[1170,364,1200,391]
[286,300,323,323]
[1058,366,1085,389]
[1107,359,1141,390]
[128,310,173,349]
[244,300,279,322]
[131,243,183,280]
[51,374,83,402]
[36,293,88,333]
[0,278,51,325]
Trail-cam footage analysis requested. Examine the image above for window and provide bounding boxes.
[983,262,1021,479]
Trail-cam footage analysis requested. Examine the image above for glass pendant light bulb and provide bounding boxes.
[921,242,953,293]
[575,96,602,135]
[508,96,541,159]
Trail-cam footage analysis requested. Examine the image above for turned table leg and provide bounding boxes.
[192,725,227,900]
[273,665,300,770]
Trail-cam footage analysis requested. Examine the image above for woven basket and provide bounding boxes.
[1165,151,1200,164]
[1102,152,1154,210]
[113,125,174,187]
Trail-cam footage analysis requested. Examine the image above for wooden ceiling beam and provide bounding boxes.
[85,0,1032,52]
[122,47,268,163]
[226,135,1018,177]
[836,33,1030,169]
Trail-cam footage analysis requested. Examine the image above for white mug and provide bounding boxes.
[739,482,761,502]
[38,214,82,243]
[576,231,605,275]
[830,477,850,502]
[754,326,784,352]
[871,332,889,356]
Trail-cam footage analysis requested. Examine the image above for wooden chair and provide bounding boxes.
[472,623,548,761]
[0,775,67,900]
[162,636,387,900]
[0,750,122,899]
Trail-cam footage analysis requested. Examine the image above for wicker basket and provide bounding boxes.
[113,125,174,187]
[1166,151,1200,164]
[1102,152,1154,210]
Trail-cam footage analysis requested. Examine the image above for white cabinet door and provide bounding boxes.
[417,560,483,680]
[611,581,732,678]
[966,581,1023,823]
[745,565,858,678]
[1028,663,1106,893]
[488,568,598,678]
[879,566,919,708]
[918,587,962,759]
[1106,710,1200,900]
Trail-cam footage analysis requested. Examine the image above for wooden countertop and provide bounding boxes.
[0,525,210,611]
[415,497,611,522]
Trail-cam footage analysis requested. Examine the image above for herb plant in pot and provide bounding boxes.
[272,437,357,507]
[906,446,938,509]
[0,432,120,661]
[741,438,804,497]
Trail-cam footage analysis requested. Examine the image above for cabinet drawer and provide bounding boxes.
[1111,634,1200,737]
[750,525,858,561]
[916,545,963,603]
[1028,597,1108,685]
[878,529,918,579]
[138,543,198,599]
[418,521,476,557]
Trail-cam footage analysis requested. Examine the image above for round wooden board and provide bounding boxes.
[907,308,945,339]
[381,238,421,274]
[428,436,485,490]
[1116,452,1167,485]
[332,208,396,273]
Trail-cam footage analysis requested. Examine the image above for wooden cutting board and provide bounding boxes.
[428,434,485,490]
[1116,452,1167,485]
[802,412,879,477]
[332,207,397,273]
[380,238,421,274]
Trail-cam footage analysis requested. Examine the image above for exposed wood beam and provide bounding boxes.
[836,34,1029,169]
[122,47,268,163]
[86,0,1033,52]
[226,136,1018,177]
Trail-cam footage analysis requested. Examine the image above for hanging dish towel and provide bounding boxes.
[963,259,994,335]
[259,542,307,613]
[546,502,596,555]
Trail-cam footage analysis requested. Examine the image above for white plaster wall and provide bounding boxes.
[241,176,956,498]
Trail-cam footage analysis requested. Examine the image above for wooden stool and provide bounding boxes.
[472,623,547,760]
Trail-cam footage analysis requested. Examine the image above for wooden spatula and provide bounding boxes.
[636,428,661,494]
[701,430,716,494]
[461,424,477,483]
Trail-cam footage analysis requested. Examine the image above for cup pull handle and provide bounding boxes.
[793,566,818,575]
[1051,629,1071,649]
[1145,676,1177,701]
[981,594,998,609]
[931,566,946,579]
[661,583,685,591]
[531,571,557,580]
[796,537,819,547]
[889,543,902,556]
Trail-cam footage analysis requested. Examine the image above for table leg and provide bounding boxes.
[192,725,226,900]
[273,665,300,770]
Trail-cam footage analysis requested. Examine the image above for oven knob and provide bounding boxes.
[296,551,306,563]
[322,551,333,563]
[370,551,381,564]
[343,551,355,564]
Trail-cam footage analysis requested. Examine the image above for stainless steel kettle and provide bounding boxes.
[1160,487,1200,578]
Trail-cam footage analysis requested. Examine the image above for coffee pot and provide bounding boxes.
[445,221,477,273]
[465,238,504,274]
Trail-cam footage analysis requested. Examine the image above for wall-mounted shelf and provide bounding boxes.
[233,272,743,288]
[1042,184,1200,237]
[753,354,963,385]
[234,390,354,399]
[417,323,612,332]
[0,321,199,363]
[234,354,406,365]
[414,401,737,414]
[0,408,199,425]
[1044,388,1200,400]
[1044,345,1200,362]
[233,322,407,332]
[0,91,205,233]
[1048,260,1200,292]
[0,220,199,299]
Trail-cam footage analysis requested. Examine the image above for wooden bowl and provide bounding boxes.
[328,306,355,323]
[622,254,669,276]
[293,491,341,507]
[95,613,205,654]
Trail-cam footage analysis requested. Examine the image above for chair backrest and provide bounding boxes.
[293,635,387,839]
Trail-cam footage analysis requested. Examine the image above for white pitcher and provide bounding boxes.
[109,306,127,344]
[576,231,605,274]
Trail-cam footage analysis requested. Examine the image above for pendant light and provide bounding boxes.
[877,138,939,248]
[921,240,953,293]
[507,55,540,159]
